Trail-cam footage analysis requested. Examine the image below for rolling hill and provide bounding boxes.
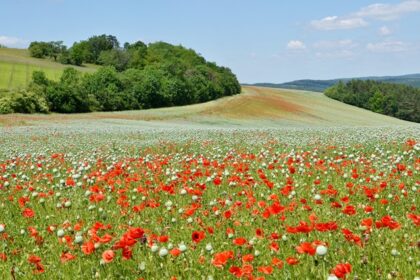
[251,73,420,92]
[0,86,414,127]
[0,48,97,90]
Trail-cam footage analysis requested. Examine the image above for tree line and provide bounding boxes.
[1,36,240,114]
[325,80,420,123]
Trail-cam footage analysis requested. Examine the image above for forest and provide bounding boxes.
[0,35,240,114]
[325,80,420,123]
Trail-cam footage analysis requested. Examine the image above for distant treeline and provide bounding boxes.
[0,36,240,114]
[325,80,420,123]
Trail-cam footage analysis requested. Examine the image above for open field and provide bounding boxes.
[0,48,97,90]
[0,86,419,279]
[0,124,419,279]
[0,86,413,127]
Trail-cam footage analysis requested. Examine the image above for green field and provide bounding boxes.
[0,48,97,90]
[0,83,419,279]
[0,109,418,279]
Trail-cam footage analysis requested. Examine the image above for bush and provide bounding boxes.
[45,68,91,113]
[0,90,49,114]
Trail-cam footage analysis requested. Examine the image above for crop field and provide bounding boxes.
[0,86,411,127]
[0,48,97,90]
[0,86,419,279]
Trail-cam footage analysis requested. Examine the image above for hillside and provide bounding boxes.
[0,48,97,89]
[251,73,420,92]
[0,86,413,127]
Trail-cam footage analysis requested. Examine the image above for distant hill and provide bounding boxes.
[249,74,420,92]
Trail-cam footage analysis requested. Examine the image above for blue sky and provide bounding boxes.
[1,0,420,83]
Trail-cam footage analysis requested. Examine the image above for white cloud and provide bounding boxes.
[311,1,420,31]
[311,16,368,30]
[0,35,28,47]
[366,41,409,52]
[355,0,420,20]
[379,26,392,36]
[287,40,306,50]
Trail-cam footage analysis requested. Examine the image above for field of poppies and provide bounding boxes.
[0,125,419,279]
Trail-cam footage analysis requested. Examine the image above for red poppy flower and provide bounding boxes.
[229,266,242,278]
[212,250,234,268]
[332,263,352,279]
[158,235,169,243]
[81,241,95,255]
[256,228,264,238]
[28,255,44,274]
[192,231,205,243]
[296,242,316,256]
[342,205,356,216]
[28,255,42,264]
[60,252,76,263]
[242,254,254,263]
[170,248,181,257]
[233,237,247,246]
[102,250,115,263]
[286,257,299,265]
[272,257,284,269]
[22,208,35,218]
[258,266,273,274]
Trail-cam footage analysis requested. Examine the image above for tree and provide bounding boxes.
[82,67,129,111]
[58,49,72,64]
[29,42,48,58]
[21,36,242,114]
[28,41,65,60]
[44,68,91,113]
[125,41,148,69]
[49,41,66,61]
[368,90,385,113]
[32,71,49,87]
[69,41,91,65]
[325,80,420,123]
[98,49,130,71]
[86,34,119,63]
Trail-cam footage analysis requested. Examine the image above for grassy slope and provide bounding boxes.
[0,86,414,128]
[0,48,97,89]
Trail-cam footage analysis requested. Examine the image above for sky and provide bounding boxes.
[1,0,420,83]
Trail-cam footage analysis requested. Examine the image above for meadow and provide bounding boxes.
[0,87,419,279]
[0,48,97,90]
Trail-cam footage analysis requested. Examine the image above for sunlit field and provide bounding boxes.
[0,48,97,90]
[0,124,418,279]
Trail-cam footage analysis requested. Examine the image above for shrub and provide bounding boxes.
[0,90,49,114]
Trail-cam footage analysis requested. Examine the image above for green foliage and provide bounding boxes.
[32,70,49,87]
[124,41,148,69]
[98,49,130,71]
[28,41,66,60]
[58,49,72,64]
[0,90,49,114]
[9,35,241,114]
[69,41,92,66]
[85,34,119,64]
[325,80,420,123]
[82,67,135,111]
